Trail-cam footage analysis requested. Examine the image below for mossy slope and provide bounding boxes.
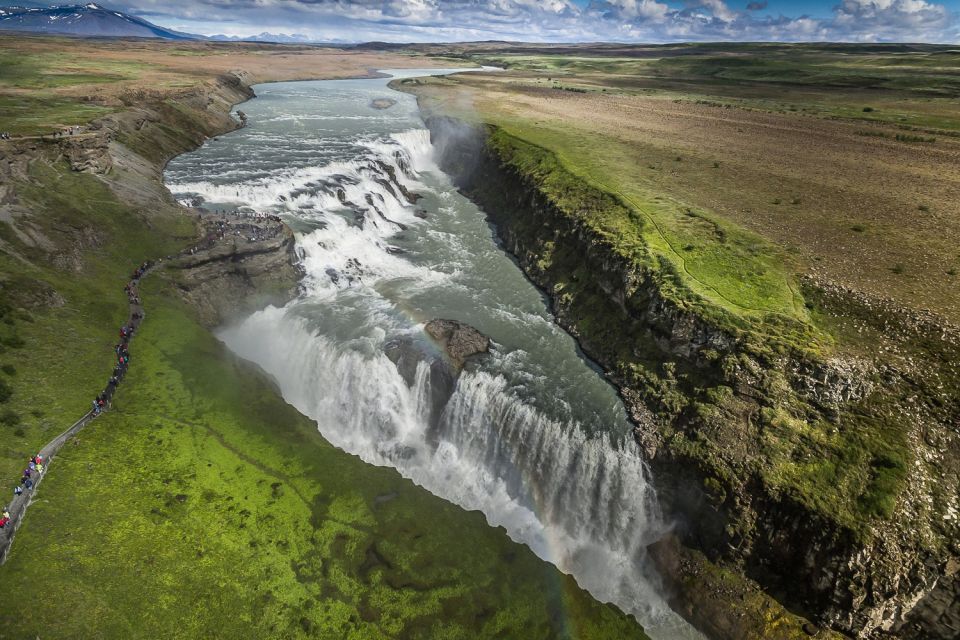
[0,283,648,639]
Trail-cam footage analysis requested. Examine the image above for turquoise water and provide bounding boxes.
[166,69,699,639]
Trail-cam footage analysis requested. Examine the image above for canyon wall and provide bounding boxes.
[424,116,960,640]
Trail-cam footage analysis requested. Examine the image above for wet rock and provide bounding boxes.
[375,159,422,204]
[369,98,397,110]
[414,209,428,219]
[424,319,490,371]
[383,334,457,434]
[365,193,408,230]
[384,320,489,436]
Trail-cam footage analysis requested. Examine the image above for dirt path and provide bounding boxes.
[0,212,289,564]
[0,270,148,565]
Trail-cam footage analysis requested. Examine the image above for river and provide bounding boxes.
[165,69,700,639]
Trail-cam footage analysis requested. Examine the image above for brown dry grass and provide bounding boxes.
[1,34,446,94]
[0,35,462,135]
[415,72,960,323]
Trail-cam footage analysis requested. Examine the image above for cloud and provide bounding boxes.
[109,0,959,43]
[832,0,953,40]
[586,0,671,22]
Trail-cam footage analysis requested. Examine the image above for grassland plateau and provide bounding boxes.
[0,35,651,639]
[394,42,960,639]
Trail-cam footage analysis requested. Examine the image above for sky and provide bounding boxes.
[99,0,960,43]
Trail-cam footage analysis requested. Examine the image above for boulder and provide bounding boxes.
[383,320,490,433]
[424,319,490,371]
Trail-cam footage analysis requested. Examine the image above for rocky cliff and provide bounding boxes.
[0,70,300,327]
[424,116,960,640]
[167,219,300,328]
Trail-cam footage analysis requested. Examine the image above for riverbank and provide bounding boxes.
[411,104,959,639]
[0,38,652,638]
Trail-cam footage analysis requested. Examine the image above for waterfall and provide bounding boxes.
[169,83,699,636]
[221,305,674,627]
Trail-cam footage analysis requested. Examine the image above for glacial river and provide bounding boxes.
[165,69,699,639]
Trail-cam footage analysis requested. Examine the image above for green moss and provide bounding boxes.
[464,124,912,534]
[0,288,649,639]
[667,541,848,640]
[484,125,827,362]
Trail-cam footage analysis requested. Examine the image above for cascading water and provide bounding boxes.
[165,70,700,639]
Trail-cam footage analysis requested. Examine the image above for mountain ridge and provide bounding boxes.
[0,3,196,39]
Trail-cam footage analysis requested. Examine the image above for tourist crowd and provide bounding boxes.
[2,213,286,547]
[0,262,149,539]
[1,454,45,530]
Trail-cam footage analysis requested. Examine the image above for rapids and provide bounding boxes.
[165,69,700,639]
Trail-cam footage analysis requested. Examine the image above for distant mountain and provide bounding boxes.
[0,3,197,39]
[208,32,317,44]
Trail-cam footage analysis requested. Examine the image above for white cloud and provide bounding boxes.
[587,0,671,22]
[111,0,959,42]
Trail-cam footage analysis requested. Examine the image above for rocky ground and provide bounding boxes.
[166,212,300,327]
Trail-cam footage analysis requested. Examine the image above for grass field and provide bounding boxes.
[407,50,960,325]
[0,160,194,489]
[472,44,960,131]
[0,287,646,639]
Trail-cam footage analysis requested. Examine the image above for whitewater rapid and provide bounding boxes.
[165,71,699,639]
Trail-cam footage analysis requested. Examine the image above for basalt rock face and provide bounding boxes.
[424,115,960,639]
[59,130,113,174]
[384,320,489,432]
[168,223,300,328]
[424,319,490,371]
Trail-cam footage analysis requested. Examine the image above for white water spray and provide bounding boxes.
[168,77,700,639]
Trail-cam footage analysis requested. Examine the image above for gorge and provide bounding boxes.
[165,69,701,639]
[165,64,960,639]
[2,37,956,638]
